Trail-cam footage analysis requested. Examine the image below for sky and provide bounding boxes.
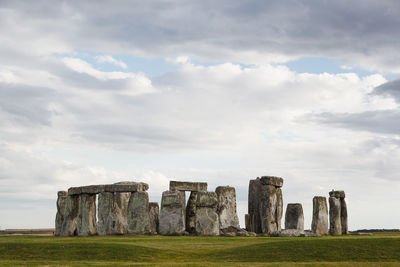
[1,0,400,230]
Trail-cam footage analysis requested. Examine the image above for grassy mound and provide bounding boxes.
[0,232,399,266]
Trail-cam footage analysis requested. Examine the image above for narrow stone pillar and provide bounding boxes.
[195,192,219,236]
[77,193,97,236]
[127,191,150,234]
[311,196,328,235]
[55,191,68,236]
[247,179,261,233]
[186,191,198,233]
[341,198,348,235]
[276,187,283,231]
[285,203,304,231]
[149,202,160,234]
[329,196,342,235]
[159,190,186,235]
[216,186,240,231]
[59,194,79,236]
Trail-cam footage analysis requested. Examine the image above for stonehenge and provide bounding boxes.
[329,190,348,235]
[311,196,329,235]
[246,176,283,234]
[56,177,349,237]
[285,203,304,231]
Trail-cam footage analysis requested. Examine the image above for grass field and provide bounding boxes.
[1,232,400,266]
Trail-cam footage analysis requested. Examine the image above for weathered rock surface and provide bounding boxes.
[169,181,207,192]
[340,198,348,235]
[149,202,159,234]
[216,186,240,231]
[247,176,283,234]
[185,191,198,233]
[159,190,186,235]
[97,191,131,235]
[285,203,304,231]
[55,191,68,236]
[195,192,219,236]
[68,182,148,195]
[259,176,284,187]
[127,191,150,234]
[311,196,328,235]
[77,193,97,236]
[329,196,342,235]
[271,229,305,237]
[329,190,345,199]
[247,179,261,233]
[58,194,79,236]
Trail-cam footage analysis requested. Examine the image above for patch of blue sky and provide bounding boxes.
[284,56,400,81]
[53,50,179,78]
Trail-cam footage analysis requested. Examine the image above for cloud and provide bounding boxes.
[2,1,400,72]
[95,55,127,69]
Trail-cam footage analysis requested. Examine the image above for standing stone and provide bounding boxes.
[329,196,342,235]
[186,191,198,233]
[247,176,283,234]
[340,198,348,235]
[127,191,150,234]
[311,196,328,235]
[216,186,240,231]
[59,194,79,236]
[55,191,68,236]
[247,179,261,233]
[285,203,304,231]
[77,193,97,236]
[276,187,283,231]
[97,191,131,235]
[195,192,220,236]
[259,184,278,234]
[149,202,160,234]
[159,190,186,235]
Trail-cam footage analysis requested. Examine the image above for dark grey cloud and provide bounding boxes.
[373,79,400,102]
[1,1,400,71]
[312,110,400,135]
[0,83,54,126]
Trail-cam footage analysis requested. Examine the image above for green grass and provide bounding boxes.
[0,233,399,266]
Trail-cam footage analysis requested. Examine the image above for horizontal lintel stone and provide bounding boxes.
[68,182,148,195]
[169,181,207,192]
[259,176,284,187]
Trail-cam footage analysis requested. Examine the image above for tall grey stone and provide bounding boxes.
[329,196,342,235]
[127,191,150,234]
[55,191,68,236]
[285,203,304,231]
[159,190,186,235]
[340,198,348,235]
[77,193,97,236]
[186,191,198,233]
[149,202,159,234]
[311,196,328,235]
[247,176,283,234]
[195,192,219,236]
[59,194,79,236]
[97,191,131,235]
[216,186,240,231]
